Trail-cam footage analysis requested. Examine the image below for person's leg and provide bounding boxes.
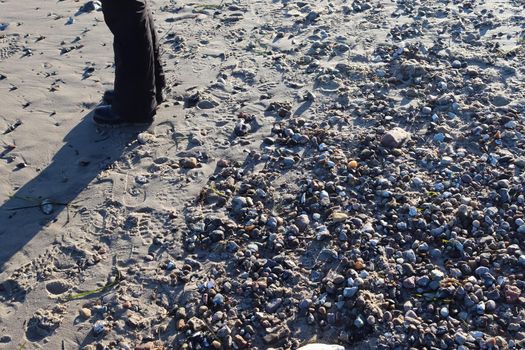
[146,2,166,104]
[99,0,157,122]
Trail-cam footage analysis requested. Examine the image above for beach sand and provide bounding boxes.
[1,0,524,349]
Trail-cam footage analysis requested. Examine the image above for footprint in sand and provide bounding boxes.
[45,279,72,296]
[125,208,178,239]
[25,305,67,342]
[0,279,27,303]
[0,34,20,62]
[108,173,148,208]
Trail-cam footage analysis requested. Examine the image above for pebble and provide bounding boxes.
[79,308,92,319]
[381,127,411,148]
[297,345,345,350]
[354,315,365,328]
[180,157,199,169]
[343,286,358,298]
[0,335,12,343]
[93,320,105,335]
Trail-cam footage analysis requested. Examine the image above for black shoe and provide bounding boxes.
[93,106,153,126]
[105,89,164,106]
[102,90,115,105]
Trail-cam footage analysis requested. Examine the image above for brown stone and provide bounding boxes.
[233,334,248,349]
[381,127,411,148]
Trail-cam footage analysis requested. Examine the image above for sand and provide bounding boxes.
[1,0,524,349]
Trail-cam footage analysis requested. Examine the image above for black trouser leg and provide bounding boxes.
[148,10,166,104]
[101,0,160,121]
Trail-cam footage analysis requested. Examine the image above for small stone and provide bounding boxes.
[455,333,467,345]
[217,159,230,167]
[180,157,199,169]
[93,320,105,335]
[354,315,365,328]
[505,285,521,303]
[0,335,12,343]
[211,340,222,349]
[233,334,249,349]
[433,133,445,143]
[475,266,490,276]
[505,120,516,129]
[330,212,348,222]
[403,276,416,289]
[296,214,310,231]
[451,60,462,68]
[297,345,345,350]
[232,196,248,213]
[213,293,225,306]
[266,298,282,313]
[412,177,424,187]
[422,106,432,114]
[518,255,525,266]
[485,300,496,312]
[176,319,186,330]
[490,95,510,107]
[283,157,295,167]
[381,127,411,148]
[431,269,445,280]
[343,287,359,298]
[79,308,92,319]
[403,249,416,263]
[176,307,187,319]
[319,248,338,261]
[353,258,365,270]
[476,302,485,314]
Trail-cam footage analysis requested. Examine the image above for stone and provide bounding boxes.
[297,345,345,350]
[180,157,199,169]
[79,308,92,319]
[381,127,411,148]
[0,335,12,343]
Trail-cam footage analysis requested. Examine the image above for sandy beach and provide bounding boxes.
[1,0,524,349]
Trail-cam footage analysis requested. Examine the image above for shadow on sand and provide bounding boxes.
[0,109,149,274]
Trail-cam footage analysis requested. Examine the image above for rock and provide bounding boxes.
[297,344,345,350]
[79,308,91,319]
[381,127,411,148]
[180,157,199,169]
[78,1,101,13]
[93,320,105,335]
[403,276,416,289]
[232,196,248,213]
[403,249,417,263]
[354,315,365,328]
[505,285,521,303]
[196,99,217,109]
[422,106,432,114]
[343,286,359,298]
[330,212,348,222]
[490,95,510,107]
[234,120,251,136]
[318,248,338,261]
[233,334,249,349]
[295,214,310,231]
[266,298,282,313]
[451,60,462,68]
[0,335,12,343]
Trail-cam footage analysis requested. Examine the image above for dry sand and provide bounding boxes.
[1,0,524,349]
